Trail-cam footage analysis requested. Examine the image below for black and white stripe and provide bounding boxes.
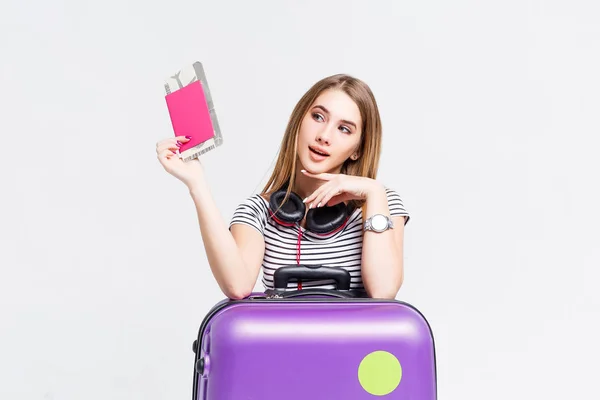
[229,187,409,291]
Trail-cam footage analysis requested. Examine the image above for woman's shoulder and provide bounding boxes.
[382,185,404,199]
[230,193,270,234]
[381,185,410,223]
[235,193,269,211]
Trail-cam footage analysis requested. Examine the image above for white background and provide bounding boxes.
[1,0,599,399]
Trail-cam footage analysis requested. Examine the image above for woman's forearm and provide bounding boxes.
[187,175,255,299]
[361,184,405,299]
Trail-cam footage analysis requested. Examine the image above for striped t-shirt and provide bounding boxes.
[229,187,410,291]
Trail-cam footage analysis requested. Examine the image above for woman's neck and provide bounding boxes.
[292,165,330,200]
[292,176,316,200]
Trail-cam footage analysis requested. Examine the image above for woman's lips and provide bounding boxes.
[309,146,329,156]
[308,146,330,161]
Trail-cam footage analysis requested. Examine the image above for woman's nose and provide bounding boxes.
[316,130,331,145]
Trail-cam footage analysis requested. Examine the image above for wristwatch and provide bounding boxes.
[364,214,394,233]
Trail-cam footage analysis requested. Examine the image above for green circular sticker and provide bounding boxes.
[358,350,402,396]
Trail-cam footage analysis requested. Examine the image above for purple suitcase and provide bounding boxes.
[191,265,437,399]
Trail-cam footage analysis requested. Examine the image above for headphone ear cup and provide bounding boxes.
[269,190,306,224]
[306,203,349,234]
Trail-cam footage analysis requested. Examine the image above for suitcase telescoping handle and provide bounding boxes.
[265,265,358,298]
[273,265,351,290]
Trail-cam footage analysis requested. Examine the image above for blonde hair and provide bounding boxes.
[261,74,383,214]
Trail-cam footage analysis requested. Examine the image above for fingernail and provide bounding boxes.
[303,197,308,203]
[317,202,321,207]
[309,203,313,209]
[185,136,192,139]
[176,142,182,147]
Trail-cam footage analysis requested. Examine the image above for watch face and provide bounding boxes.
[371,214,387,231]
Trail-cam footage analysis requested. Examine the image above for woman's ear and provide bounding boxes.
[352,143,362,160]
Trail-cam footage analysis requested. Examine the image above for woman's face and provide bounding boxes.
[296,89,363,174]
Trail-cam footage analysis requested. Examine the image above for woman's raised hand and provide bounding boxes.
[156,136,204,189]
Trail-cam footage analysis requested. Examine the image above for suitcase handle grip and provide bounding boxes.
[268,288,358,298]
[273,265,351,290]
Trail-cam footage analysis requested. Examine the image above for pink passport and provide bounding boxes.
[164,80,215,153]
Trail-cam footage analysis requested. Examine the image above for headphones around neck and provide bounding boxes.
[268,188,351,235]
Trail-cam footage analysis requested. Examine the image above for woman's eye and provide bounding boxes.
[339,125,350,134]
[312,113,324,122]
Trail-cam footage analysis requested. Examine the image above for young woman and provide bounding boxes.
[156,74,409,299]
